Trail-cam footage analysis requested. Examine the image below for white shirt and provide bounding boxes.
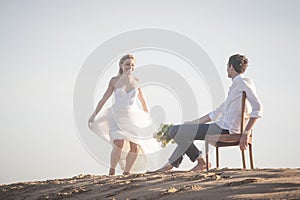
[208,74,263,134]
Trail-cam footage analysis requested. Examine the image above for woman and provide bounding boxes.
[88,54,157,175]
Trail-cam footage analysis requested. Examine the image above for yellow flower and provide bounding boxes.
[153,123,174,148]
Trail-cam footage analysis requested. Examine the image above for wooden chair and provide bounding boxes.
[205,91,254,170]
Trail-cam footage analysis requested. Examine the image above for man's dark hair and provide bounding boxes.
[228,54,248,73]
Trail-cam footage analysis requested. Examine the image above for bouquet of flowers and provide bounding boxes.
[153,123,175,148]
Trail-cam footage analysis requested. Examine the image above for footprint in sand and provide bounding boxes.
[225,178,264,186]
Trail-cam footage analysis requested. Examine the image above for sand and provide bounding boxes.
[0,168,299,200]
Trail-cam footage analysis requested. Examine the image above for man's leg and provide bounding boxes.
[155,125,189,171]
[164,124,208,169]
[190,123,229,171]
[157,123,227,171]
[168,145,184,167]
[169,123,226,170]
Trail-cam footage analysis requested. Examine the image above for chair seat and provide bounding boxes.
[206,134,252,147]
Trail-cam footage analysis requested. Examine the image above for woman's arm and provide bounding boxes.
[88,77,116,125]
[138,88,149,113]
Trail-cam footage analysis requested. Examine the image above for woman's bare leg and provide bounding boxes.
[123,141,139,175]
[109,140,124,175]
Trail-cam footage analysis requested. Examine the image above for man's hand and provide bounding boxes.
[239,133,250,151]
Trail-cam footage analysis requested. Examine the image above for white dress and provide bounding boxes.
[89,87,161,172]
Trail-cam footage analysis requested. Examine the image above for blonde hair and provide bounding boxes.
[118,54,136,75]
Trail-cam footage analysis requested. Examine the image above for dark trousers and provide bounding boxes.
[168,123,229,168]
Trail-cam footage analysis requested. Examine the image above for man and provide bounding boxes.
[158,54,263,171]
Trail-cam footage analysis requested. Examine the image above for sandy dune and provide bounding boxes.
[1,168,299,199]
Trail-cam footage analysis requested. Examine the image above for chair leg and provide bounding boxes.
[216,147,219,169]
[241,150,246,169]
[249,144,254,169]
[205,140,209,171]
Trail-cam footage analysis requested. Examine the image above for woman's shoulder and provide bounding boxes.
[109,76,119,85]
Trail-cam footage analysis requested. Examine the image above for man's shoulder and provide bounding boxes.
[235,75,253,85]
[237,76,256,90]
[242,77,253,84]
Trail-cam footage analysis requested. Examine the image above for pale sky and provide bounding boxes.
[1,0,299,184]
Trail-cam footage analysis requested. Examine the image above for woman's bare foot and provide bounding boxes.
[155,163,173,172]
[190,158,211,172]
[109,168,115,175]
[123,171,130,175]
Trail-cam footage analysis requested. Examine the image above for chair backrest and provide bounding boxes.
[240,91,247,135]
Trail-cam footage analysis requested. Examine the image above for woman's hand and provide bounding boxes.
[88,114,96,127]
[88,77,115,128]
